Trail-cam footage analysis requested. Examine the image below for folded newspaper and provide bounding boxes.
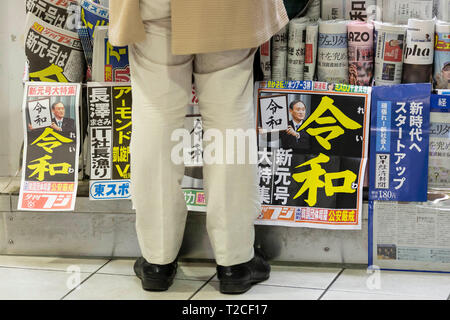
[92,26,130,82]
[25,13,85,83]
[25,0,78,30]
[80,0,109,41]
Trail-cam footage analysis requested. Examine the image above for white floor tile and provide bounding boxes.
[0,255,108,273]
[262,265,342,289]
[329,268,450,299]
[64,273,205,300]
[322,290,437,300]
[97,259,216,281]
[0,268,90,300]
[192,281,323,300]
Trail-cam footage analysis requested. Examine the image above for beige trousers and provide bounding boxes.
[129,13,260,266]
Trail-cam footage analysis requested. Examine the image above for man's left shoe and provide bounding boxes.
[216,249,270,294]
[133,257,178,291]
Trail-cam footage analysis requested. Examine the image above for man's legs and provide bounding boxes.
[193,49,261,267]
[129,18,193,265]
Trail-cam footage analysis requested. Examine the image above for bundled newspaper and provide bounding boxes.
[373,22,407,86]
[382,0,434,24]
[402,19,435,84]
[434,21,450,89]
[304,23,318,80]
[25,0,79,30]
[92,26,130,82]
[317,20,349,83]
[348,21,374,86]
[25,13,85,83]
[321,0,377,21]
[271,25,289,80]
[287,17,309,80]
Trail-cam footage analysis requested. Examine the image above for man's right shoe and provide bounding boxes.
[133,257,178,291]
[216,248,270,294]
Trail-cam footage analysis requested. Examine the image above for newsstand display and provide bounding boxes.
[17,0,450,271]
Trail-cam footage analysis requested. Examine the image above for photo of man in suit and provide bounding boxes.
[27,101,75,133]
[49,101,75,132]
[279,100,311,151]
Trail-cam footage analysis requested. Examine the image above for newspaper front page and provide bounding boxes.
[256,80,371,230]
[25,13,85,83]
[18,82,81,211]
[370,199,450,272]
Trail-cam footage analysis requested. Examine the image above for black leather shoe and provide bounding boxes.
[216,248,270,294]
[133,257,178,291]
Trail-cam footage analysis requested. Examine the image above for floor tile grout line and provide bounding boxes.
[0,264,105,273]
[323,288,446,300]
[59,259,112,300]
[206,278,327,291]
[317,268,345,300]
[94,270,215,282]
[187,273,217,300]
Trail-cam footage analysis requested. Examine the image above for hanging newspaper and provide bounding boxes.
[80,0,109,40]
[369,199,450,273]
[88,83,132,200]
[92,26,130,82]
[321,0,377,21]
[433,21,450,90]
[381,0,433,24]
[348,21,374,86]
[18,82,81,211]
[373,22,407,86]
[256,80,372,230]
[369,83,431,202]
[24,13,85,83]
[25,0,78,29]
[428,94,450,189]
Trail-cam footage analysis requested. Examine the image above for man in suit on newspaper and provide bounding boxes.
[50,101,75,132]
[27,101,75,133]
[280,100,311,151]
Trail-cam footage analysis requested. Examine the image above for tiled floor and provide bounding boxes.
[0,255,449,300]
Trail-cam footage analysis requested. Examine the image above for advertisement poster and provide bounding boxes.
[256,80,372,230]
[428,94,450,189]
[369,83,431,202]
[18,82,81,211]
[87,82,132,200]
[369,199,450,273]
